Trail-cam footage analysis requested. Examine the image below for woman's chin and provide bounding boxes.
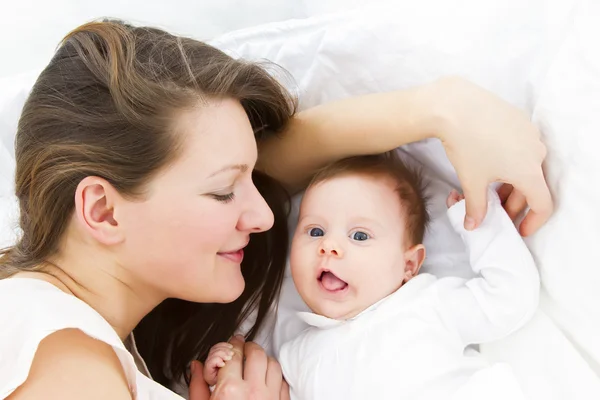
[175,271,245,303]
[215,276,246,303]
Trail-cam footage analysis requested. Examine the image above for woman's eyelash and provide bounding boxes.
[212,193,235,203]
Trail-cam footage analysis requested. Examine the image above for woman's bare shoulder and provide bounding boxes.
[7,328,132,400]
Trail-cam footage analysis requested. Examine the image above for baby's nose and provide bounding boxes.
[318,240,343,258]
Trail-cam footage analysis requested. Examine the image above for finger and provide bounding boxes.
[203,366,218,387]
[206,355,226,368]
[208,343,233,358]
[516,169,554,236]
[189,361,211,400]
[243,341,268,383]
[211,349,233,363]
[462,182,489,230]
[504,189,527,221]
[218,335,245,380]
[211,342,234,351]
[497,183,513,205]
[266,357,283,394]
[280,379,291,400]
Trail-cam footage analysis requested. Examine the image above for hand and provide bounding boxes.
[430,77,553,236]
[204,342,235,386]
[497,183,532,222]
[189,361,211,400]
[189,335,290,400]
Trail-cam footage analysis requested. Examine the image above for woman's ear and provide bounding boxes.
[403,244,426,283]
[74,176,125,246]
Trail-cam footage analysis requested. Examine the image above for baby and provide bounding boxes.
[205,153,539,399]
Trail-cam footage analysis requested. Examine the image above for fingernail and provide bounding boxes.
[234,334,245,341]
[227,343,234,349]
[465,216,477,230]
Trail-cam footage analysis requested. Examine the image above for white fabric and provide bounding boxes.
[279,196,536,400]
[0,0,312,79]
[1,1,600,399]
[0,278,183,399]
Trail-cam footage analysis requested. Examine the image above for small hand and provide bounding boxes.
[210,335,290,400]
[203,342,235,386]
[446,189,465,208]
[188,336,289,399]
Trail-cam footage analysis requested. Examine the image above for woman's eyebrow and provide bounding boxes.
[208,163,248,177]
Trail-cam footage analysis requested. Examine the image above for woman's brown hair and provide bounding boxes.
[0,19,295,387]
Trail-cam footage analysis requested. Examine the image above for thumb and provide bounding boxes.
[189,361,211,400]
[462,183,488,230]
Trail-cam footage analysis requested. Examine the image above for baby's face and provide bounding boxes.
[291,174,409,320]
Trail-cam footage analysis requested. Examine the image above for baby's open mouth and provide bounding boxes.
[318,270,349,292]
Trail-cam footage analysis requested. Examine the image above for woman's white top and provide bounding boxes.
[0,278,184,399]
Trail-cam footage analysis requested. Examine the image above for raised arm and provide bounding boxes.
[439,191,540,346]
[257,77,553,236]
[257,86,433,192]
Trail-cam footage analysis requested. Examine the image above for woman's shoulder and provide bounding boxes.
[6,328,132,399]
[0,277,138,399]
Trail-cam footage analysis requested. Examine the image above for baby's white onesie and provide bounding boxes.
[279,195,539,400]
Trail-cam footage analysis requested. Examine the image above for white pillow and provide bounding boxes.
[0,1,309,79]
[2,2,599,398]
[518,0,600,374]
[0,71,37,248]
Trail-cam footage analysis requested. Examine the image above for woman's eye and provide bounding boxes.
[309,227,325,237]
[351,231,369,241]
[212,193,235,203]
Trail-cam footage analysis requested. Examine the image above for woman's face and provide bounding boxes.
[116,99,274,303]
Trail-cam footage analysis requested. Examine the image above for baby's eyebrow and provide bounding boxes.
[297,215,317,225]
[348,217,385,230]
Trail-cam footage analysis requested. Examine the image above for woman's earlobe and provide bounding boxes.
[75,176,125,245]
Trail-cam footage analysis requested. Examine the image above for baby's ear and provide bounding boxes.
[403,244,426,283]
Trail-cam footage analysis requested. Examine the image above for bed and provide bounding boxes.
[1,1,599,399]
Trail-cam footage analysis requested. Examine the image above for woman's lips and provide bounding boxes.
[218,248,245,263]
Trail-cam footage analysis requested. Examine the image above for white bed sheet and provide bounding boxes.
[0,0,311,79]
[1,1,599,399]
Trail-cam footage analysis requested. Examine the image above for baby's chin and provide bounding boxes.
[310,303,365,321]
[308,288,401,320]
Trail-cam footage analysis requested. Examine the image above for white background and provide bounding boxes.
[0,0,374,79]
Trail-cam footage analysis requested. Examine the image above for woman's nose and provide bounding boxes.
[237,184,275,233]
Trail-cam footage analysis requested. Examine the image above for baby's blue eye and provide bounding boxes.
[309,227,324,237]
[352,231,369,241]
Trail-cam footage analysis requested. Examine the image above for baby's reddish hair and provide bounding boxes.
[308,152,429,246]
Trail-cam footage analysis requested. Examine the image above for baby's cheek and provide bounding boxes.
[290,248,314,294]
[290,240,310,268]
[362,265,399,299]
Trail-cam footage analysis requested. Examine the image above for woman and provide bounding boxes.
[0,20,551,400]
